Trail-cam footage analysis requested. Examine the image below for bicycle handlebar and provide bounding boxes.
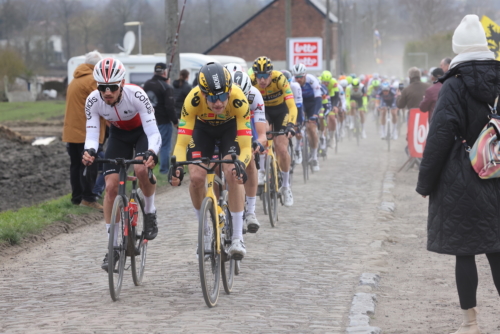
[94,158,156,185]
[171,153,239,173]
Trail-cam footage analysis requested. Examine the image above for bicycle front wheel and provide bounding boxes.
[198,197,221,307]
[220,190,235,294]
[108,195,127,302]
[266,155,278,227]
[131,188,147,286]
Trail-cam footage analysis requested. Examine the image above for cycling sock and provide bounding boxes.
[231,211,244,241]
[194,208,200,221]
[246,196,256,214]
[106,223,119,247]
[281,171,290,188]
[106,223,110,239]
[296,138,302,149]
[144,193,156,214]
[259,155,266,170]
[312,148,318,160]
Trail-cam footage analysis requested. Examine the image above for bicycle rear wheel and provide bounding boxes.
[198,197,221,307]
[220,190,235,294]
[131,188,147,286]
[265,155,278,227]
[108,195,127,302]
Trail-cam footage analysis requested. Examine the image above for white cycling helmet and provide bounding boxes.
[93,57,126,83]
[291,63,307,76]
[372,72,379,79]
[232,70,252,97]
[339,79,348,88]
[359,74,366,82]
[224,62,243,73]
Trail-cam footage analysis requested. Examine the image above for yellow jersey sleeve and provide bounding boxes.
[173,87,200,162]
[230,87,252,167]
[279,77,298,124]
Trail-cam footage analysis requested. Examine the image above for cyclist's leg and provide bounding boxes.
[379,106,387,138]
[390,106,399,139]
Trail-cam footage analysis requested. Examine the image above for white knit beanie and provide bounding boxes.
[452,15,489,54]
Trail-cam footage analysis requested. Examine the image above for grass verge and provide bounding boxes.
[0,165,171,246]
[0,101,66,122]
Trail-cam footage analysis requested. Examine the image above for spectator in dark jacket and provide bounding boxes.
[396,67,430,110]
[416,14,500,334]
[418,67,444,121]
[172,69,192,119]
[143,62,178,174]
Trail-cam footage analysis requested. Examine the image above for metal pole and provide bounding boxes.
[138,24,142,55]
[325,0,331,71]
[285,0,292,70]
[166,0,182,82]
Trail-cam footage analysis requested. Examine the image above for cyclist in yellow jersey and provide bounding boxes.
[249,56,297,207]
[170,62,251,259]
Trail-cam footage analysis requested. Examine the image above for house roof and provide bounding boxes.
[204,0,337,54]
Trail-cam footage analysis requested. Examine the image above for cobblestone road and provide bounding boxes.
[0,121,406,333]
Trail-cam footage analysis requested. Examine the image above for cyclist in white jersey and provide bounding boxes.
[82,58,161,272]
[230,70,267,233]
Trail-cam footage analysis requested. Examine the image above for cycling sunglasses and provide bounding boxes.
[206,92,229,103]
[294,75,305,79]
[97,83,121,92]
[256,73,271,79]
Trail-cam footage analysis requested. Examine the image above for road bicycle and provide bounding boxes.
[92,157,156,302]
[299,124,310,183]
[384,107,392,152]
[171,153,243,307]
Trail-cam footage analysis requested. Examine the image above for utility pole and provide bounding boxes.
[325,0,331,71]
[337,0,342,75]
[166,0,180,82]
[285,0,292,70]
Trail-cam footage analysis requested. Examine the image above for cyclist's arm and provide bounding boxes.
[236,104,253,167]
[278,74,297,124]
[173,89,198,162]
[84,92,101,151]
[249,87,267,147]
[133,88,162,154]
[311,75,323,116]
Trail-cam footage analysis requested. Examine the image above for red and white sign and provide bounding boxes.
[407,108,429,158]
[287,37,323,71]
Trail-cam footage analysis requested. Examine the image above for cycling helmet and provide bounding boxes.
[339,79,348,88]
[372,72,379,79]
[346,76,353,85]
[291,63,307,76]
[93,57,126,83]
[350,73,357,79]
[359,74,366,82]
[252,56,273,74]
[319,70,333,82]
[381,82,390,91]
[371,79,381,87]
[352,78,360,87]
[224,62,243,73]
[198,62,232,96]
[280,69,292,82]
[232,70,252,96]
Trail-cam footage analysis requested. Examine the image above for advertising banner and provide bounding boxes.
[407,108,429,158]
[287,37,323,71]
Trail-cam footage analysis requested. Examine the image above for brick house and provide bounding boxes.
[204,0,338,71]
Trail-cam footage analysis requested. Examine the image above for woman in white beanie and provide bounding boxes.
[416,14,500,334]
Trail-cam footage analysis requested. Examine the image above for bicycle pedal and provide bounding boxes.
[242,228,247,234]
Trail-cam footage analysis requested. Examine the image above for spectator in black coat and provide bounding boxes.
[172,69,192,119]
[416,15,500,334]
[143,62,178,174]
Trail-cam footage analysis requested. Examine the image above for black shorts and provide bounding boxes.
[265,103,289,131]
[303,97,317,119]
[187,119,240,160]
[103,125,148,176]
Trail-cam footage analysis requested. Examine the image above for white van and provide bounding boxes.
[67,53,218,86]
[209,55,248,72]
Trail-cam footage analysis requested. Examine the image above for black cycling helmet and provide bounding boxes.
[280,69,292,82]
[253,56,273,74]
[198,62,232,96]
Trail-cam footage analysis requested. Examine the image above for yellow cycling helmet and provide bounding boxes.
[319,70,333,82]
[198,62,232,96]
[252,56,273,74]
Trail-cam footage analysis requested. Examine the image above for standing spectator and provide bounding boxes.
[172,69,192,119]
[192,72,199,87]
[441,57,452,73]
[416,14,500,334]
[143,62,177,174]
[418,67,444,121]
[396,67,430,110]
[62,50,105,211]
